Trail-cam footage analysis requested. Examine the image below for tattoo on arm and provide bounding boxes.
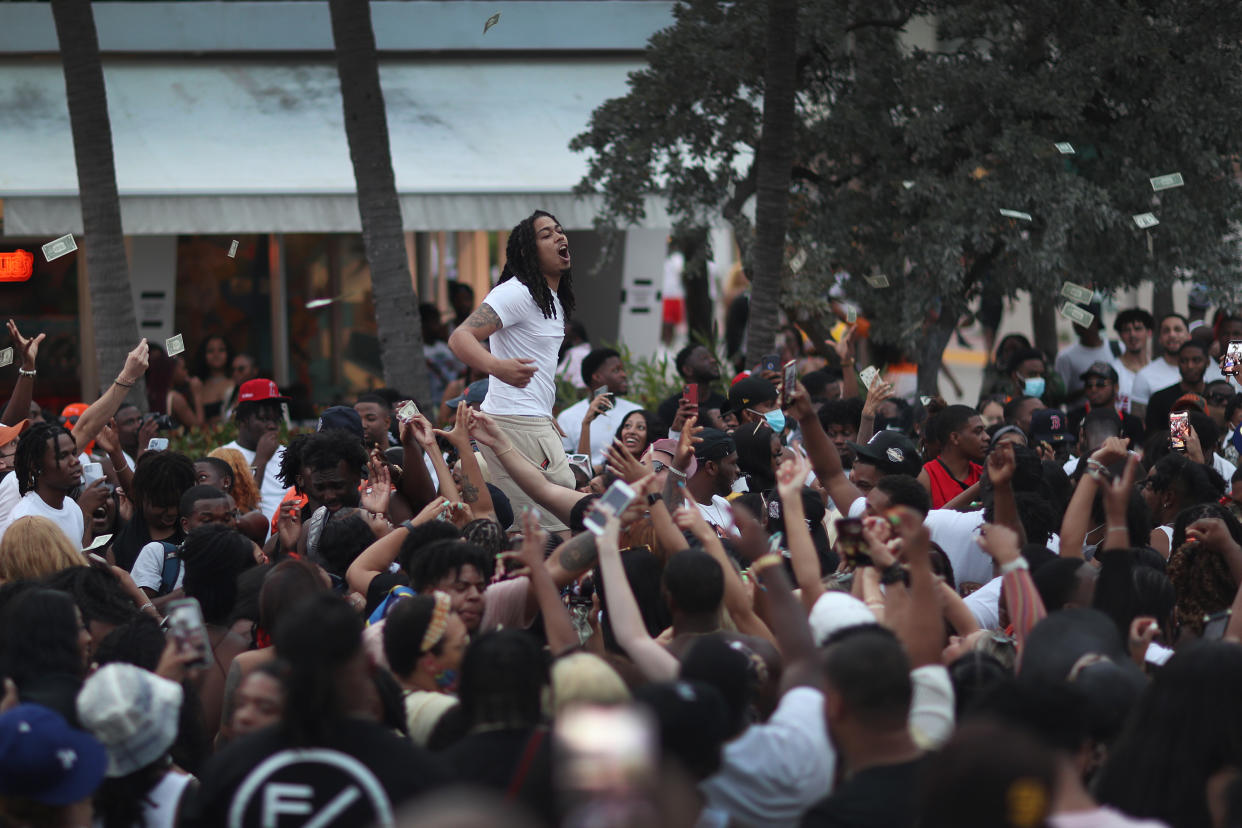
[558,531,599,573]
[464,303,502,331]
[460,480,479,503]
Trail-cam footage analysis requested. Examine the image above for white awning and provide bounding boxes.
[0,56,673,234]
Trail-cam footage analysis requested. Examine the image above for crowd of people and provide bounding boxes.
[2,211,1242,828]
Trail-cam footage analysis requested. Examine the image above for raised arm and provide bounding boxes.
[595,513,679,681]
[857,378,894,446]
[435,402,496,522]
[408,413,460,502]
[888,507,945,668]
[776,450,825,613]
[345,496,447,595]
[74,339,150,454]
[1,320,44,426]
[468,410,583,524]
[396,418,438,511]
[500,510,579,656]
[978,523,1046,652]
[985,441,1026,546]
[786,381,864,514]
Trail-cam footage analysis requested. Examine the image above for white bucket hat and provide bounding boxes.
[808,591,880,646]
[76,663,183,777]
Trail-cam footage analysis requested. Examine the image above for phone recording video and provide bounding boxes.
[836,518,872,568]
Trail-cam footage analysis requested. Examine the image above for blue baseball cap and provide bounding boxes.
[0,704,107,806]
[446,378,489,409]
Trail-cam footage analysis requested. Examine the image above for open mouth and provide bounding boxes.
[623,434,641,448]
[557,243,570,263]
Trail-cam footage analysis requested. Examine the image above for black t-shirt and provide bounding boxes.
[1067,404,1146,451]
[1145,382,1197,434]
[799,758,922,828]
[181,719,447,828]
[365,570,411,617]
[439,727,555,825]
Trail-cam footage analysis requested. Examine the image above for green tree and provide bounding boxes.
[328,0,430,403]
[50,0,146,405]
[575,0,1242,395]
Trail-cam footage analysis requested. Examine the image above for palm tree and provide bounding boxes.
[50,0,145,404]
[745,0,799,367]
[328,0,430,403]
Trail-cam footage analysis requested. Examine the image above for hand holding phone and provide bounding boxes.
[836,518,872,567]
[147,437,169,452]
[781,360,798,406]
[682,383,699,408]
[1223,341,1242,377]
[1170,411,1190,452]
[584,479,637,536]
[165,598,212,670]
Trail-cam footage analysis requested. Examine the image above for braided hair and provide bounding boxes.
[498,210,575,319]
[13,422,72,495]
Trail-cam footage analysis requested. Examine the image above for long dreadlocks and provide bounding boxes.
[498,209,576,319]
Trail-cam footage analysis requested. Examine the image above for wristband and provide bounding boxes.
[401,519,417,532]
[999,557,1030,574]
[666,466,687,479]
[749,553,783,575]
[880,563,908,586]
[113,378,134,388]
[138,602,155,614]
[646,493,663,506]
[494,446,515,459]
[18,368,36,378]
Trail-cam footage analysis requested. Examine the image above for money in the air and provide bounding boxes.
[42,234,77,262]
[999,209,1033,221]
[228,240,239,258]
[0,348,11,368]
[902,180,915,189]
[1150,173,1184,192]
[166,334,185,357]
[864,272,890,289]
[1060,303,1095,327]
[1054,143,1075,154]
[1060,282,1094,305]
[395,400,420,423]
[1133,213,1160,229]
[789,250,807,273]
[483,12,500,33]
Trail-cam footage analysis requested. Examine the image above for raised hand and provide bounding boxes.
[407,413,438,450]
[361,459,392,517]
[674,415,702,472]
[95,422,121,457]
[276,502,302,551]
[775,447,810,501]
[121,338,150,384]
[583,392,613,424]
[466,410,506,449]
[6,319,45,371]
[862,379,895,418]
[977,522,1021,566]
[433,402,474,451]
[496,508,550,580]
[604,439,647,483]
[986,440,1016,487]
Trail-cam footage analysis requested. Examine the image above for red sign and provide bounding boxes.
[0,250,34,282]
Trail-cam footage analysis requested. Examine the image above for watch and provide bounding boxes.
[647,493,663,506]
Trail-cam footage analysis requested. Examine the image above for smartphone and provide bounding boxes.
[781,359,798,406]
[584,479,638,536]
[1170,411,1190,452]
[836,518,872,567]
[761,353,781,373]
[592,386,614,403]
[682,383,699,408]
[147,437,169,452]
[1203,609,1232,640]
[165,598,213,670]
[1224,341,1242,377]
[81,462,103,486]
[859,365,880,390]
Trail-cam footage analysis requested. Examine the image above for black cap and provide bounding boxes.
[1029,408,1076,445]
[694,428,737,462]
[727,377,778,415]
[1079,361,1118,383]
[846,431,922,477]
[316,406,363,441]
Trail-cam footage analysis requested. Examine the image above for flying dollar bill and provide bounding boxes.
[1060,302,1095,327]
[999,209,1033,221]
[1133,213,1159,229]
[1060,282,1094,305]
[228,240,239,258]
[0,348,12,368]
[1150,173,1184,192]
[864,272,890,288]
[483,12,500,33]
[42,234,77,262]
[166,334,185,357]
[1054,142,1075,154]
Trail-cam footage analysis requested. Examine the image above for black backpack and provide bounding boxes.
[158,540,182,595]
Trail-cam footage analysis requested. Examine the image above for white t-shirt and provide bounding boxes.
[696,494,740,536]
[0,473,21,532]
[131,540,181,593]
[479,277,565,417]
[964,575,1003,630]
[701,687,835,828]
[1054,342,1117,395]
[1049,806,1170,827]
[220,440,287,521]
[557,395,642,468]
[1131,357,1224,406]
[0,491,84,547]
[1114,361,1138,413]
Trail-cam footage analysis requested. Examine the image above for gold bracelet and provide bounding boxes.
[495,446,515,458]
[749,553,783,575]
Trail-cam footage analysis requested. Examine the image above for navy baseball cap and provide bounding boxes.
[317,405,364,440]
[446,378,489,409]
[0,704,107,806]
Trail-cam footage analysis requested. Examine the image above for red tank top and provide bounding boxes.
[923,458,982,509]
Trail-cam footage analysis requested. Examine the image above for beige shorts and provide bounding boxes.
[477,414,575,532]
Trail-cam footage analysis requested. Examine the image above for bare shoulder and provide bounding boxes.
[463,303,502,332]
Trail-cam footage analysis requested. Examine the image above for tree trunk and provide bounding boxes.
[1151,280,1174,355]
[918,292,962,397]
[328,0,430,404]
[744,0,799,368]
[673,227,714,346]
[1030,298,1058,359]
[50,0,146,406]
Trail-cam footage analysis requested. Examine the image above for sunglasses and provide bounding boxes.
[1083,380,1112,389]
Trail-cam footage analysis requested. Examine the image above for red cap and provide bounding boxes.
[237,378,289,404]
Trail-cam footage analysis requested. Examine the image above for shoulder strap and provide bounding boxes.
[158,541,181,595]
[505,728,547,801]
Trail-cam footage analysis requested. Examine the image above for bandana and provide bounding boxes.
[420,591,452,653]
